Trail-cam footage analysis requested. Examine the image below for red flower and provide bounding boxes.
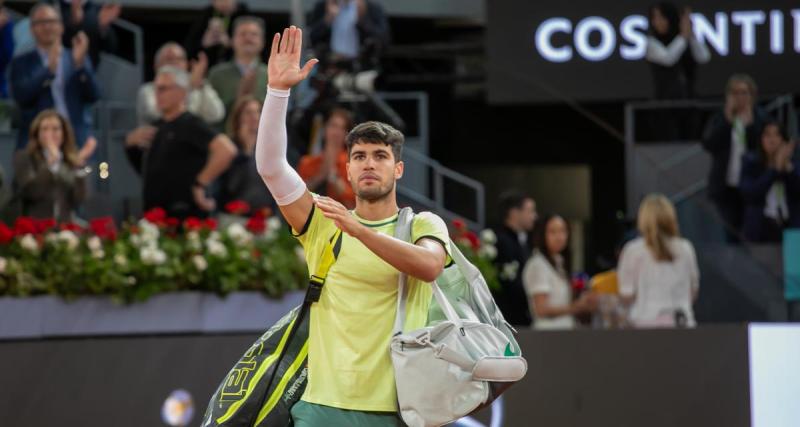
[205,218,218,231]
[253,207,272,219]
[463,231,480,251]
[246,216,266,234]
[183,217,204,231]
[0,222,13,244]
[13,217,37,235]
[165,217,180,228]
[452,218,467,232]
[143,207,167,225]
[89,217,118,240]
[252,249,262,259]
[225,200,251,215]
[35,218,56,234]
[60,222,84,233]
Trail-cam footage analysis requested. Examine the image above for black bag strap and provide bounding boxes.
[249,228,344,426]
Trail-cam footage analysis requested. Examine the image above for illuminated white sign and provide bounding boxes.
[534,9,800,62]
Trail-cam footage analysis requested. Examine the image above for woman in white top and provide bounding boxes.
[619,194,700,328]
[523,214,594,330]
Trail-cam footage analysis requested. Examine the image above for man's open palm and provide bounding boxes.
[267,26,318,90]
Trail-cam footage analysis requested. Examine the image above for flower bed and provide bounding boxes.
[0,203,308,302]
[0,202,500,302]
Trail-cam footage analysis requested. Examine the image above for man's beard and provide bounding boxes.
[355,178,395,202]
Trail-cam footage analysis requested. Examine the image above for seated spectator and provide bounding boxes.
[216,96,275,212]
[618,194,700,328]
[0,2,15,98]
[297,107,355,208]
[10,3,100,162]
[491,190,537,327]
[125,66,236,219]
[523,213,594,329]
[208,16,267,122]
[740,119,800,242]
[55,0,120,68]
[184,0,250,68]
[137,42,224,126]
[308,0,389,69]
[12,109,91,222]
[702,74,768,240]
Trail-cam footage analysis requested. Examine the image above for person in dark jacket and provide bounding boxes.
[55,0,120,68]
[491,190,537,327]
[13,109,89,222]
[217,95,275,212]
[739,119,800,242]
[308,0,389,69]
[184,0,250,68]
[9,3,101,157]
[701,74,768,240]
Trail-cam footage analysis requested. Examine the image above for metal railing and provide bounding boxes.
[624,95,797,216]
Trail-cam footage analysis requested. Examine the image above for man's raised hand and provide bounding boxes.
[267,26,318,91]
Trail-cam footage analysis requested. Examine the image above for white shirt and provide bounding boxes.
[618,237,700,328]
[645,35,711,66]
[764,182,789,221]
[726,118,747,187]
[522,251,575,330]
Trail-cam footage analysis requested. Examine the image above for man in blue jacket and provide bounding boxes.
[9,2,100,162]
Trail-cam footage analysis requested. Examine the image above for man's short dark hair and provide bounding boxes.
[346,121,404,162]
[498,190,531,221]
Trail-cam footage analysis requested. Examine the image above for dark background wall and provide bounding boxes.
[0,325,750,427]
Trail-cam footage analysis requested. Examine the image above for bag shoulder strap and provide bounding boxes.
[306,228,344,303]
[392,207,415,336]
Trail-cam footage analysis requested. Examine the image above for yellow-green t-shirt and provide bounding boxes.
[293,206,451,412]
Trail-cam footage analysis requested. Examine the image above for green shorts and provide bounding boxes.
[290,400,406,427]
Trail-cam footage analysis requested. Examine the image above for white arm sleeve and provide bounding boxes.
[688,37,711,64]
[255,87,308,206]
[646,36,688,67]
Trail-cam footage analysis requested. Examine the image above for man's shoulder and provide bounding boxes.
[412,211,447,228]
[11,49,38,65]
[208,61,237,77]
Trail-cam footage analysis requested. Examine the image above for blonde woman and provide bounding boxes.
[618,194,700,327]
[13,109,89,222]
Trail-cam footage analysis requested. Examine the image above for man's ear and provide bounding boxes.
[395,160,404,179]
[346,161,352,182]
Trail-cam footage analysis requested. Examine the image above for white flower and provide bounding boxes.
[478,244,498,260]
[226,223,253,246]
[500,261,519,281]
[114,254,128,267]
[192,255,208,271]
[20,234,39,253]
[125,276,136,286]
[206,239,228,258]
[57,230,79,251]
[0,256,7,274]
[87,236,102,252]
[130,234,143,247]
[294,246,305,262]
[267,217,282,232]
[480,229,497,245]
[186,231,202,251]
[138,219,160,241]
[140,246,167,265]
[91,249,105,259]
